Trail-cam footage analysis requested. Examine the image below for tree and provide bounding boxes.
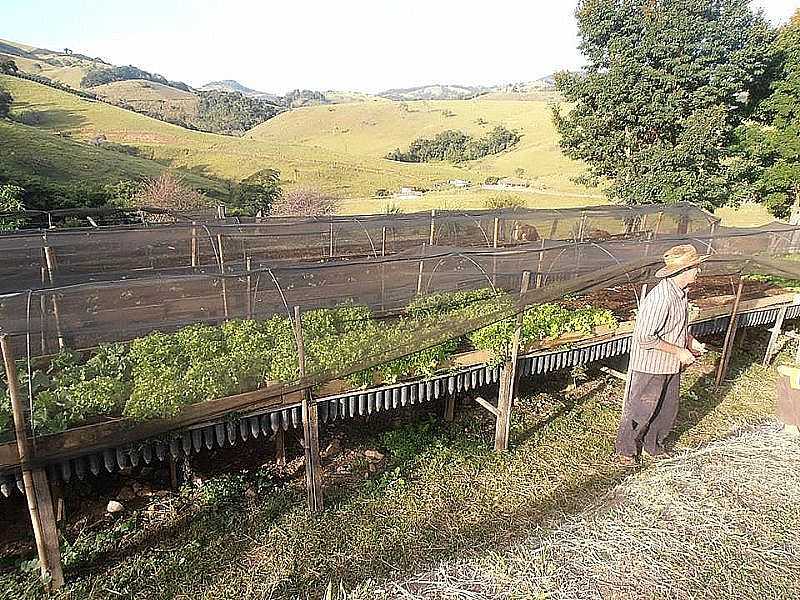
[233,168,282,215]
[552,0,776,207]
[732,11,800,218]
[0,88,12,119]
[0,184,24,231]
[0,58,18,75]
[134,172,208,211]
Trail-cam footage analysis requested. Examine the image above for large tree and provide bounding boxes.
[732,11,800,218]
[553,0,775,207]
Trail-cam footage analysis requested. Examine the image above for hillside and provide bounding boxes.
[247,98,594,196]
[91,79,200,122]
[1,75,480,203]
[200,80,283,104]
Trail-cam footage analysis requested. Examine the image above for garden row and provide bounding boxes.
[0,289,616,437]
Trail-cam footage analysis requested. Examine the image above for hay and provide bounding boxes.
[362,422,800,599]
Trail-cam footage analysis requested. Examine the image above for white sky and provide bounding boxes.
[2,0,798,94]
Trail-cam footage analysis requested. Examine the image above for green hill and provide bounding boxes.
[2,74,605,213]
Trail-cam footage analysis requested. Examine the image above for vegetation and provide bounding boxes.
[0,291,616,436]
[0,86,11,118]
[133,171,209,211]
[229,168,282,215]
[553,0,775,208]
[0,343,789,598]
[732,11,800,218]
[194,90,281,135]
[272,187,338,216]
[387,125,521,163]
[81,65,190,92]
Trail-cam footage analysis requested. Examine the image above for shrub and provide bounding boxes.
[134,172,209,210]
[272,188,338,216]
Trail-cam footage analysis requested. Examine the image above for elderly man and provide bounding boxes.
[615,244,708,465]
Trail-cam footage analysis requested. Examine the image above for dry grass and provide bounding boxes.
[364,422,800,600]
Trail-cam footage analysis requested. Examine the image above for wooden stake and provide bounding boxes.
[329,221,335,258]
[43,243,65,350]
[190,222,198,269]
[716,277,744,387]
[416,243,426,295]
[444,395,455,422]
[381,226,387,257]
[578,211,588,242]
[493,216,500,248]
[1,335,64,590]
[535,238,546,288]
[217,234,229,319]
[429,209,436,246]
[245,255,253,319]
[293,307,324,512]
[548,219,559,240]
[494,271,531,451]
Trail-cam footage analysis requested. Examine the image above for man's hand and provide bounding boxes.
[690,338,707,355]
[677,348,696,366]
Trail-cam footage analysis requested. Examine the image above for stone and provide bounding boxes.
[106,500,124,514]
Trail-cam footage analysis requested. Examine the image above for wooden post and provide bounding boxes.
[652,211,664,240]
[1,335,64,590]
[245,255,253,319]
[293,306,324,512]
[217,234,229,319]
[535,238,546,288]
[381,226,387,257]
[416,243,426,295]
[715,276,745,387]
[444,395,455,422]
[429,209,436,246]
[578,211,587,242]
[708,222,717,255]
[329,221,335,259]
[494,271,531,451]
[190,222,199,269]
[493,217,500,249]
[43,242,65,350]
[548,219,559,240]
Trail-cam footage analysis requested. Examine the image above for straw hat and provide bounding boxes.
[655,244,708,278]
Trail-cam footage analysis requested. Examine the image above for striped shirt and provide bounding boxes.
[629,278,689,374]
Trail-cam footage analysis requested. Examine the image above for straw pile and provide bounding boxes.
[362,423,800,599]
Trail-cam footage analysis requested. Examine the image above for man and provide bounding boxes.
[615,244,708,465]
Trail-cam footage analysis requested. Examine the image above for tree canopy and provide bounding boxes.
[553,0,776,207]
[732,11,800,218]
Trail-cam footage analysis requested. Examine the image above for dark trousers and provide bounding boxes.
[615,371,680,457]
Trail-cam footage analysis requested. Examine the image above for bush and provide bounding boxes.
[272,188,338,216]
[134,172,209,210]
[484,194,524,210]
[387,126,521,163]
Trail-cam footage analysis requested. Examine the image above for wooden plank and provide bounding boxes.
[474,396,498,417]
[31,468,64,589]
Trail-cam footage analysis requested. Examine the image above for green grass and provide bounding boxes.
[0,119,225,193]
[0,338,788,599]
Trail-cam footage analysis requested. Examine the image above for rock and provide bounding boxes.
[364,449,384,462]
[106,500,124,514]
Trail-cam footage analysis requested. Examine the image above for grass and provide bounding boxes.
[0,119,225,193]
[2,75,598,203]
[0,336,792,599]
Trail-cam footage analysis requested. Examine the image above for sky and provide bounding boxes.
[1,0,797,94]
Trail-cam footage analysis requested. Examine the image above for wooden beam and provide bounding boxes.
[493,216,500,249]
[1,335,64,590]
[429,209,436,246]
[444,395,456,421]
[43,242,65,350]
[190,222,198,269]
[217,234,229,319]
[293,306,323,512]
[274,428,286,468]
[474,396,498,417]
[716,276,745,387]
